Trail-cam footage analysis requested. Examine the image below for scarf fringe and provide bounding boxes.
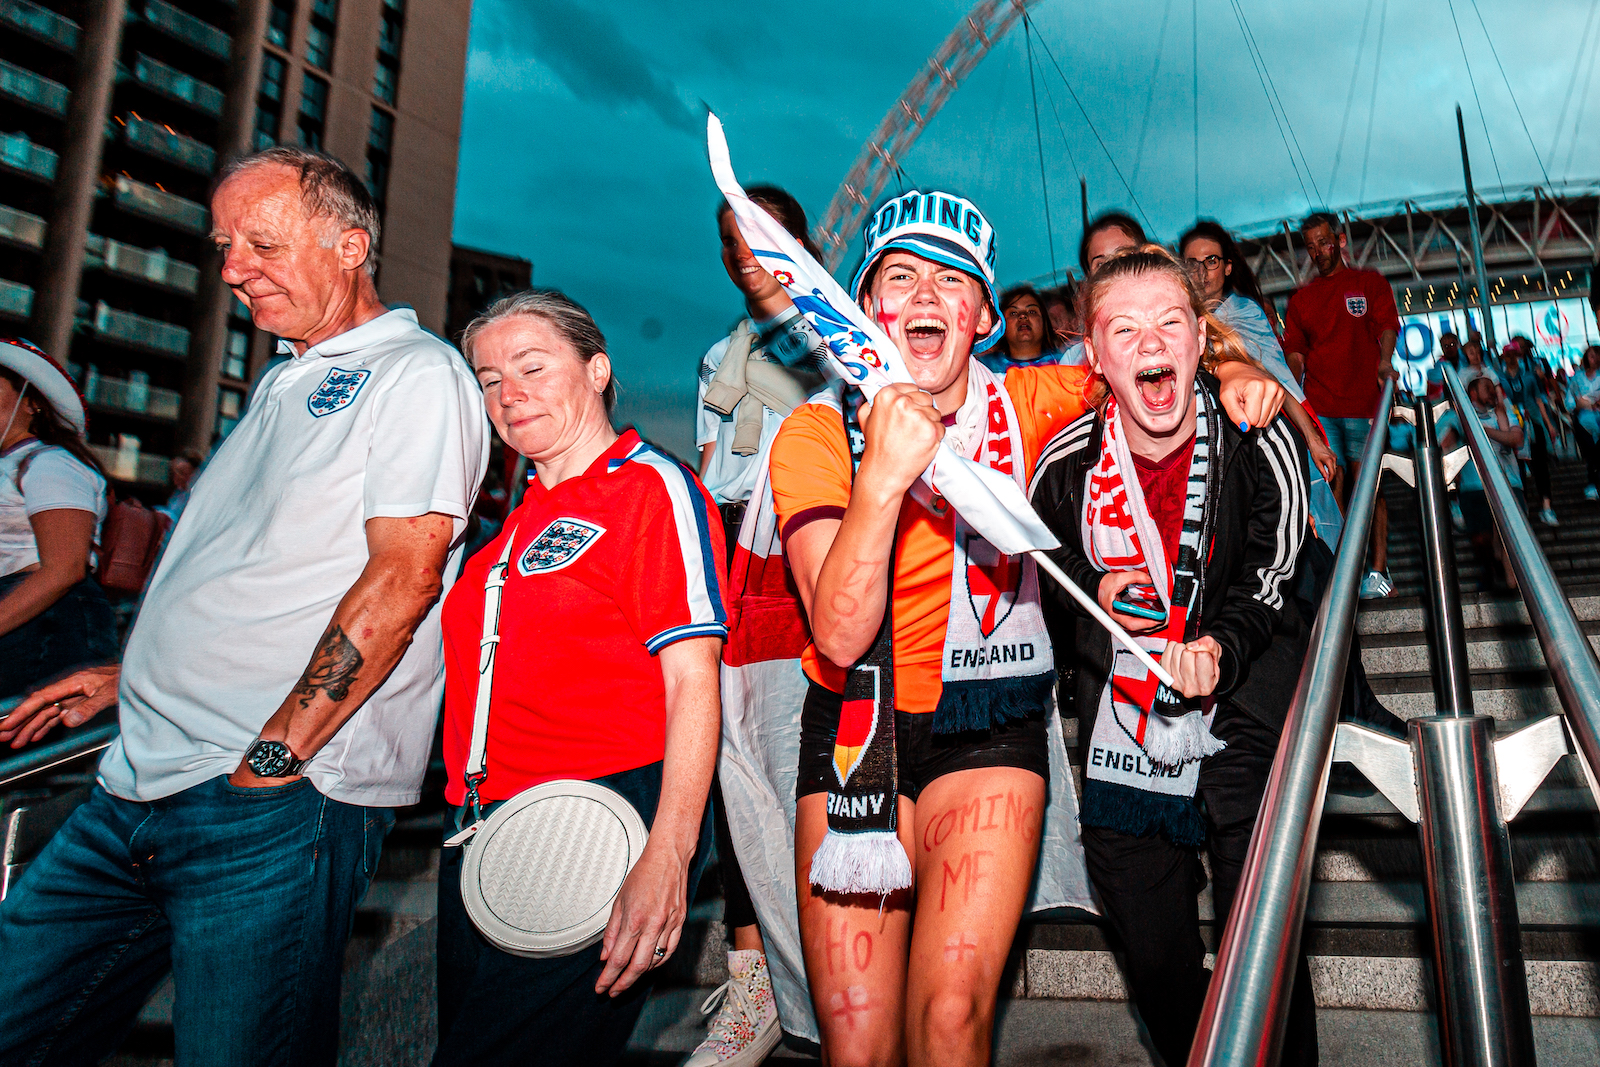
[932,671,1057,735]
[1138,709,1227,770]
[1081,780,1208,847]
[808,829,913,896]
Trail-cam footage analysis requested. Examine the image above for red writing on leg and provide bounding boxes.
[923,791,1038,851]
[853,930,873,971]
[826,920,872,975]
[939,850,995,911]
[830,986,871,1031]
[943,932,979,962]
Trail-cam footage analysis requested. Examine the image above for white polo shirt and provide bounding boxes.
[100,307,491,806]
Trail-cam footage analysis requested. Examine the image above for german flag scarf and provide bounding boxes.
[1079,380,1226,846]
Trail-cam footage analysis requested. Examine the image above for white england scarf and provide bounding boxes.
[1082,382,1225,804]
[932,361,1055,733]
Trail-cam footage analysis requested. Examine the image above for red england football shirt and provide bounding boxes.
[440,430,727,803]
[1281,267,1400,419]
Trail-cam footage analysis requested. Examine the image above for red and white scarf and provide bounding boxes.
[1081,382,1224,801]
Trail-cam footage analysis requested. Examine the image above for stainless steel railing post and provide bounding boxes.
[1189,381,1395,1067]
[1413,398,1475,714]
[1408,379,1534,1065]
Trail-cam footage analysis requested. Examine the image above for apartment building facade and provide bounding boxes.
[0,0,471,492]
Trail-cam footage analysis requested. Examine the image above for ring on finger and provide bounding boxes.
[652,946,667,960]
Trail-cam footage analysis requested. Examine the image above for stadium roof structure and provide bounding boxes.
[1233,181,1600,310]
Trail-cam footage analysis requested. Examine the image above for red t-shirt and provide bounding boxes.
[1281,267,1400,418]
[1132,436,1194,571]
[440,430,727,804]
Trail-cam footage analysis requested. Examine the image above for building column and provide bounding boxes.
[181,0,270,452]
[28,0,127,363]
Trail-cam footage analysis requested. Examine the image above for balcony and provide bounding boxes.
[140,0,230,61]
[85,233,199,293]
[0,131,55,182]
[84,372,182,421]
[0,276,32,318]
[89,442,170,485]
[131,53,223,117]
[0,58,68,117]
[123,115,215,174]
[89,300,190,358]
[0,0,79,53]
[110,174,208,234]
[0,203,45,249]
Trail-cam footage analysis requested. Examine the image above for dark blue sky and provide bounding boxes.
[450,0,1599,458]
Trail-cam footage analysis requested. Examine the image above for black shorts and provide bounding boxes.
[1459,487,1524,537]
[795,681,1050,803]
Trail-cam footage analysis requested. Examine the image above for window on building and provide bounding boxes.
[373,0,404,104]
[267,0,295,49]
[365,106,394,210]
[297,73,328,150]
[224,330,250,381]
[256,53,287,149]
[306,0,338,71]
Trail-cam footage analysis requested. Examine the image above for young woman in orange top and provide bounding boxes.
[728,190,1284,1067]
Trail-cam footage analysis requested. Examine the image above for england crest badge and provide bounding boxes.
[307,367,372,417]
[1345,293,1368,317]
[518,518,605,575]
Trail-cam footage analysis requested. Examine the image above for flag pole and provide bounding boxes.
[1030,550,1178,688]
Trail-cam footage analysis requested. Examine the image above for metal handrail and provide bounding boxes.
[0,722,118,791]
[1189,380,1396,1067]
[1439,362,1600,805]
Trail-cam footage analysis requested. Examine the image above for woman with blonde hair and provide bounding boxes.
[1030,246,1319,1066]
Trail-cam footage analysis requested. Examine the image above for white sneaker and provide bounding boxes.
[681,950,782,1067]
[1540,507,1559,526]
[1360,570,1393,599]
[1587,485,1599,502]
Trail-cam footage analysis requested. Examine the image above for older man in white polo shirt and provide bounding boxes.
[0,148,489,1066]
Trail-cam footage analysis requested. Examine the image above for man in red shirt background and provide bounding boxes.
[1282,211,1400,598]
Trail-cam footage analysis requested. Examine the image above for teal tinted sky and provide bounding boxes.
[450,0,1600,458]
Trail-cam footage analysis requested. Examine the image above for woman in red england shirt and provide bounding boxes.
[433,290,726,1067]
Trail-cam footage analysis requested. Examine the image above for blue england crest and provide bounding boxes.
[307,367,371,417]
[518,518,606,575]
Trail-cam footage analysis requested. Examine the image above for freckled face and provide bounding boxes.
[865,251,992,396]
[1087,273,1204,452]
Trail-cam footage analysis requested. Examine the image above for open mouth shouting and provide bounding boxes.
[1134,364,1179,412]
[904,315,949,357]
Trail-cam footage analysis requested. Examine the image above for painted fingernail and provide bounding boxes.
[1239,420,1250,432]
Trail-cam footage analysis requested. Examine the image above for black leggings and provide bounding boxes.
[1527,429,1553,504]
[1081,711,1318,1067]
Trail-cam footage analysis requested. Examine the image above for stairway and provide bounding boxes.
[96,457,1600,1065]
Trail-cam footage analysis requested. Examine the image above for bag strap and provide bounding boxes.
[458,524,518,832]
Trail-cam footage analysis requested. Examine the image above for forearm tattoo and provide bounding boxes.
[291,625,364,709]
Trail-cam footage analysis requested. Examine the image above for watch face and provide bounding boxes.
[248,740,296,777]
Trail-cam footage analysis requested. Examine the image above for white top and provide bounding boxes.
[101,308,491,806]
[0,440,107,579]
[695,333,786,506]
[1215,293,1306,403]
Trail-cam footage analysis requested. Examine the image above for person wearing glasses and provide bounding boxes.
[1180,221,1342,547]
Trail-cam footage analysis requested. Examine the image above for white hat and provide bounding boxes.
[850,189,1005,355]
[0,337,86,435]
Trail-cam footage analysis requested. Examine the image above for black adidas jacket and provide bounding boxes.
[1027,372,1313,737]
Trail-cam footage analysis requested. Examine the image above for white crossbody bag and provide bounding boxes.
[444,527,649,958]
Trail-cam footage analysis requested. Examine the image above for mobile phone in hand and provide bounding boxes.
[1113,583,1167,625]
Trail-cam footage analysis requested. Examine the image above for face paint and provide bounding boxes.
[875,295,902,333]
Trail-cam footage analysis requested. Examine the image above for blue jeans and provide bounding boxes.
[433,761,712,1067]
[0,775,392,1067]
[1317,416,1375,469]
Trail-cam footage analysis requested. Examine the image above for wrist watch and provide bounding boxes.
[244,738,308,778]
